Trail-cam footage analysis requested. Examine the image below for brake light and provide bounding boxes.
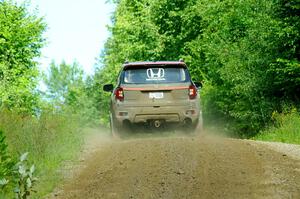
[189,85,197,99]
[115,87,124,101]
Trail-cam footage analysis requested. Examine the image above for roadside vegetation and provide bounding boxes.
[0,0,299,198]
[0,1,98,198]
[0,110,84,198]
[254,109,300,145]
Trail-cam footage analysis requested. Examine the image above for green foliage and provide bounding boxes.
[96,0,300,136]
[14,152,37,199]
[0,0,46,114]
[266,59,300,102]
[0,130,14,194]
[0,109,83,197]
[254,109,300,144]
[0,145,38,199]
[184,0,295,135]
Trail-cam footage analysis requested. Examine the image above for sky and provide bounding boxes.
[18,0,115,75]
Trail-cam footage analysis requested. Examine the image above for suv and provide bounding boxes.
[103,60,202,136]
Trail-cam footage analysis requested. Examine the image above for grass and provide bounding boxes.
[0,109,84,198]
[253,109,300,145]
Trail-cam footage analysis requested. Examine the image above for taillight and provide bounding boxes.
[189,85,197,99]
[115,87,124,101]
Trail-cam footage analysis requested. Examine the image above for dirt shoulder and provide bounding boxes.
[248,139,300,161]
[51,131,300,199]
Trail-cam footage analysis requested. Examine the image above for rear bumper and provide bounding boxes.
[113,104,199,125]
[135,113,179,123]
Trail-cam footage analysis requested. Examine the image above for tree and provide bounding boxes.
[43,61,99,124]
[0,1,46,113]
[43,61,85,107]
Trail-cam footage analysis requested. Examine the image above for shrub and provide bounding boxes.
[0,130,14,196]
[254,109,300,144]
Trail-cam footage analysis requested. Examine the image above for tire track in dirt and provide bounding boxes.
[52,133,300,199]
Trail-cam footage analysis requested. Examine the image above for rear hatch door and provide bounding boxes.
[120,66,191,107]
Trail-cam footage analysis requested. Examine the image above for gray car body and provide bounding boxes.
[104,61,201,135]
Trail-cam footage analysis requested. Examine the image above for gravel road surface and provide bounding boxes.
[52,131,300,199]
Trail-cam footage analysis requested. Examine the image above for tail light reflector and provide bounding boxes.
[115,87,124,101]
[186,110,196,115]
[189,85,197,99]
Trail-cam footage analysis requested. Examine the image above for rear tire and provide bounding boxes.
[198,111,203,132]
[194,111,203,135]
[110,113,120,138]
[122,120,132,135]
[182,118,196,134]
[184,115,203,135]
[190,121,199,134]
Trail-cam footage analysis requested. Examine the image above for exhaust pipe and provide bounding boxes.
[184,118,192,126]
[154,120,161,128]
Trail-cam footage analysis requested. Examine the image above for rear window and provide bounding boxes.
[122,67,190,84]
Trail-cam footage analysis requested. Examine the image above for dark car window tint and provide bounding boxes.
[123,68,189,84]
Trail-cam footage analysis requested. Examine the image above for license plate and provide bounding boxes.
[149,92,164,99]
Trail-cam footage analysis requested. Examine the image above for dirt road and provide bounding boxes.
[53,132,300,199]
